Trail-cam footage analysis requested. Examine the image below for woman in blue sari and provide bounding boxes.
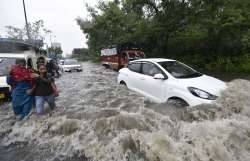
[7,59,35,120]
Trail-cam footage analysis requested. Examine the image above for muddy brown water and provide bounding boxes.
[1,62,250,161]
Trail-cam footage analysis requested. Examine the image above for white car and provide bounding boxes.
[117,58,227,106]
[60,59,82,72]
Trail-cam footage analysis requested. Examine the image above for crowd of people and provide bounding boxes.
[6,57,59,120]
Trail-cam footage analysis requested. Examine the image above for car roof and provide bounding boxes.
[131,58,176,63]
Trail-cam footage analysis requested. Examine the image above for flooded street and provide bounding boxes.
[1,62,250,161]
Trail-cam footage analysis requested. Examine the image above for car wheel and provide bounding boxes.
[167,98,189,107]
[103,64,110,69]
[120,81,127,87]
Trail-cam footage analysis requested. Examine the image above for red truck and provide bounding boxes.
[100,45,145,70]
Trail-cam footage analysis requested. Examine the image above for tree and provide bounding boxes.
[48,46,63,55]
[5,20,51,41]
[77,0,250,71]
[5,26,26,40]
[72,48,90,61]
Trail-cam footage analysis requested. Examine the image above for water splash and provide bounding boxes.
[1,62,250,161]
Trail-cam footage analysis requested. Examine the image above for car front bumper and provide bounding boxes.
[64,67,82,71]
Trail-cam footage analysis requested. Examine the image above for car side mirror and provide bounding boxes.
[153,73,165,80]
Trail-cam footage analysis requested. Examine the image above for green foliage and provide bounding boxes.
[48,46,63,56]
[179,54,250,73]
[72,48,96,62]
[77,0,250,72]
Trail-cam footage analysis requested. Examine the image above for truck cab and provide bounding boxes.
[101,44,145,70]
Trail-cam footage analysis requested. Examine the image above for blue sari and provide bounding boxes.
[7,77,33,119]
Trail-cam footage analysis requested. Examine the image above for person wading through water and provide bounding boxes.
[7,59,36,120]
[34,64,57,114]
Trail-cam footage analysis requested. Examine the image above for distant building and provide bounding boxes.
[72,48,83,57]
[72,48,89,60]
[0,38,43,54]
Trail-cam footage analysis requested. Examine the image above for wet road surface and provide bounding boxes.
[1,62,250,161]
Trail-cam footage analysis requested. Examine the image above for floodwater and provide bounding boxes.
[1,62,250,161]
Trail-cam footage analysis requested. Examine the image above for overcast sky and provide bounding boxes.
[0,0,98,54]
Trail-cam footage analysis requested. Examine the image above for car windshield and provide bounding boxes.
[128,52,145,61]
[64,60,77,65]
[158,61,202,78]
[0,57,21,76]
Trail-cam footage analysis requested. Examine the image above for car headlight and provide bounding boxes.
[188,87,217,100]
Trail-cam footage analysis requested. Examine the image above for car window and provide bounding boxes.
[64,59,78,65]
[142,63,162,77]
[158,61,202,78]
[0,58,22,76]
[128,62,141,73]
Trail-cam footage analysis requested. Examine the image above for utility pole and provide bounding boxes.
[22,0,31,41]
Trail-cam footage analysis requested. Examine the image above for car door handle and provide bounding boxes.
[140,78,145,80]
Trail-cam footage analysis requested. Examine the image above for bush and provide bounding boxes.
[170,54,250,73]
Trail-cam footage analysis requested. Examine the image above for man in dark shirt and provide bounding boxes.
[34,64,56,114]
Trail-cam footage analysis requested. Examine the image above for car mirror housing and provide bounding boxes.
[153,73,165,79]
